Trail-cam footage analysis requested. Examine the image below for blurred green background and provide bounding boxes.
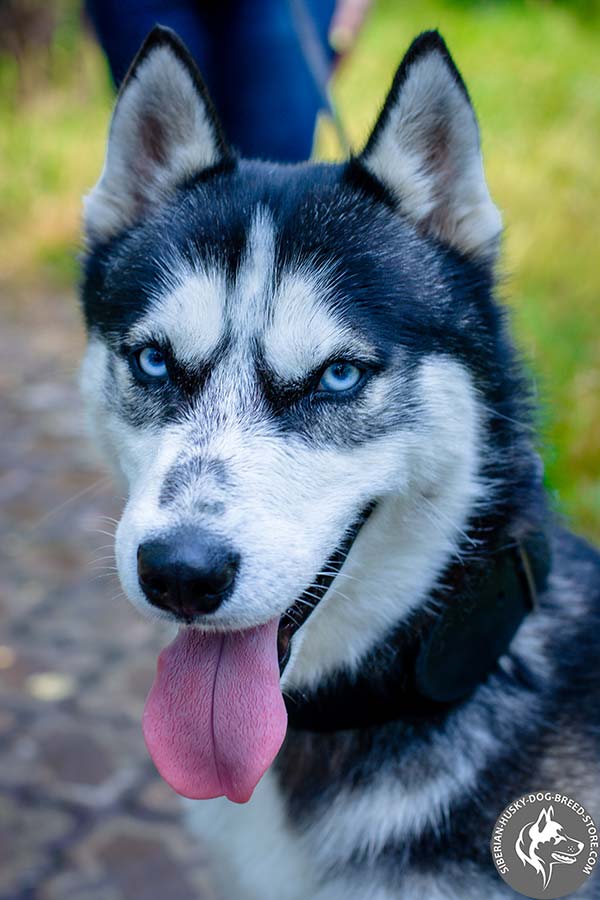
[0,0,598,539]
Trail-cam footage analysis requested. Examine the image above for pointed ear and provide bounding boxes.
[534,808,549,831]
[84,26,232,244]
[357,31,501,261]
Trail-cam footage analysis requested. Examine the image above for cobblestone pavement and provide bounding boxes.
[0,291,217,900]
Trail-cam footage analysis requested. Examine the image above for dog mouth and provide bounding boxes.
[552,851,578,864]
[142,502,374,804]
[276,501,376,672]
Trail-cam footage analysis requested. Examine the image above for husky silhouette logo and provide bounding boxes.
[515,805,584,890]
[491,792,598,899]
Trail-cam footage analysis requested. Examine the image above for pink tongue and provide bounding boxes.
[142,620,287,803]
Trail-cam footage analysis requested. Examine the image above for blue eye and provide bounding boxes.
[318,361,363,394]
[135,346,168,380]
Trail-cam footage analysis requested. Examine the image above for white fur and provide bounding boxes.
[264,267,374,381]
[362,50,502,259]
[184,771,319,900]
[95,350,481,648]
[232,206,276,340]
[129,265,226,365]
[284,357,483,690]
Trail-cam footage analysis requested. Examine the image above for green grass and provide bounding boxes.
[1,0,598,539]
[324,0,600,540]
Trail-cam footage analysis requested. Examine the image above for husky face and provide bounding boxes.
[81,29,505,690]
[516,806,584,889]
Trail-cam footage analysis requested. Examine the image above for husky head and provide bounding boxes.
[81,27,530,801]
[516,806,584,889]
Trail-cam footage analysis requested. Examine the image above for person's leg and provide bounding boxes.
[86,0,337,161]
[208,0,337,162]
[85,0,211,87]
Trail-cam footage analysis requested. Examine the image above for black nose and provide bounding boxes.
[137,528,239,618]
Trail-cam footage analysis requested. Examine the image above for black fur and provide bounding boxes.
[82,154,533,464]
[81,26,600,898]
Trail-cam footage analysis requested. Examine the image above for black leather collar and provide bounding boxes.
[284,529,551,732]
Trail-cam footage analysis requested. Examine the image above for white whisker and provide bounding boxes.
[422,495,478,549]
[26,476,111,531]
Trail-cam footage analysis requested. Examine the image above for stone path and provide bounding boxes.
[0,290,217,899]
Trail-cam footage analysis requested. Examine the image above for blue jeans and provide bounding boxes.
[86,0,337,161]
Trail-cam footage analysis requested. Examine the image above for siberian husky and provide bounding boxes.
[515,806,584,891]
[80,26,600,900]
